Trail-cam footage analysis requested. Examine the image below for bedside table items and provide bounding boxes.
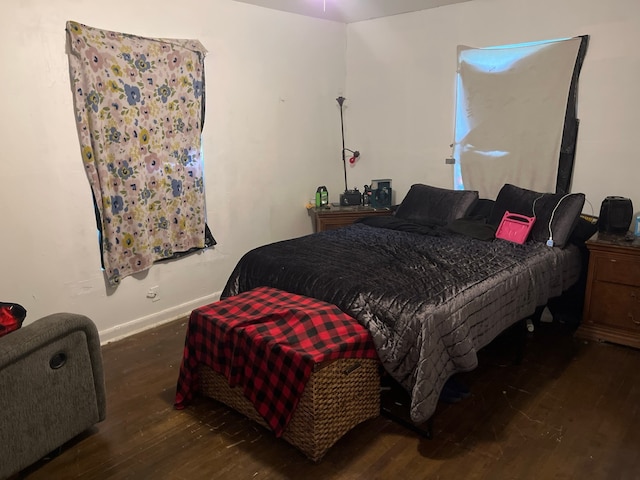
[315,186,329,208]
[363,185,372,206]
[340,188,362,206]
[371,179,392,208]
[313,181,392,208]
[598,196,633,234]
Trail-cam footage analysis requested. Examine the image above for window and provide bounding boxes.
[452,36,589,198]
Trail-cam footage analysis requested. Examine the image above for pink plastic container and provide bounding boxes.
[495,211,536,244]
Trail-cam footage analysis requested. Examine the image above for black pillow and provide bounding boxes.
[395,184,479,226]
[489,184,585,248]
[466,198,495,220]
[569,215,599,246]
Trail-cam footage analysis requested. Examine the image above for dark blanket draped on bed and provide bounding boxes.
[222,218,582,424]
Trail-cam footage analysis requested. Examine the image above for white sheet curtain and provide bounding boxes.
[453,37,584,199]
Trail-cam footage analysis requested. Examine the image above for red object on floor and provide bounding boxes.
[0,303,26,338]
[174,286,378,437]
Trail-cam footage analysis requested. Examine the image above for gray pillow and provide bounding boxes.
[394,184,479,226]
[488,184,585,248]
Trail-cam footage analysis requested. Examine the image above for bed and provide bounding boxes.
[221,183,588,425]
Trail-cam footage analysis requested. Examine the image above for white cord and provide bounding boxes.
[584,198,594,216]
[532,194,546,217]
[532,193,575,247]
[547,193,574,245]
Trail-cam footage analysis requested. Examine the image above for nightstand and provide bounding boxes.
[308,205,392,233]
[576,231,640,349]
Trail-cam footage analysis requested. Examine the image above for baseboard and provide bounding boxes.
[99,291,221,345]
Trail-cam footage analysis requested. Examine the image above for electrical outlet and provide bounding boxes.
[146,286,160,302]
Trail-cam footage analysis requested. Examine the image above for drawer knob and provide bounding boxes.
[609,258,617,263]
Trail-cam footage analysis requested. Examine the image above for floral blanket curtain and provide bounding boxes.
[66,21,211,286]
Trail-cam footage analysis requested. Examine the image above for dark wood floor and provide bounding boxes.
[19,318,640,480]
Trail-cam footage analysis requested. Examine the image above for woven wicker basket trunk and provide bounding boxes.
[199,358,380,461]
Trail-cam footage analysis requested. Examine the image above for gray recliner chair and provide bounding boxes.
[0,313,106,479]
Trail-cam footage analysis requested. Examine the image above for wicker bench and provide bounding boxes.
[175,287,380,461]
[200,357,379,461]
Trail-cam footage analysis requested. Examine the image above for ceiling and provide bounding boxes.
[232,0,473,23]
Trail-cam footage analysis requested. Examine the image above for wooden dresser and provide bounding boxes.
[577,231,640,349]
[307,205,392,233]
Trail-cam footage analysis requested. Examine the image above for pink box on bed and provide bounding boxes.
[495,211,536,244]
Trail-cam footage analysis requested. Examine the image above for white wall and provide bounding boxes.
[344,0,640,215]
[0,0,346,342]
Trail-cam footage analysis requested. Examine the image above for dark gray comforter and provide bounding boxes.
[221,219,582,424]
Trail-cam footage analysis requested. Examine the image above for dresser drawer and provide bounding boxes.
[578,233,640,348]
[587,281,640,332]
[309,207,392,233]
[592,253,640,287]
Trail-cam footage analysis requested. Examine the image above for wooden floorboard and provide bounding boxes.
[16,318,640,480]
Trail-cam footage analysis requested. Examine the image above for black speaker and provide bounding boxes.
[340,190,362,206]
[598,196,633,233]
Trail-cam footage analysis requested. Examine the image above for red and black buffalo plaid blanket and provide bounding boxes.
[174,286,378,436]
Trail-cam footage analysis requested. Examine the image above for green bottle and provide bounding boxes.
[316,186,328,207]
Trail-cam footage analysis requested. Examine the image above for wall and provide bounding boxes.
[344,0,640,214]
[0,0,346,342]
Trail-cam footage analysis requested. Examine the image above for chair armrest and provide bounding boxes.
[0,312,106,420]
